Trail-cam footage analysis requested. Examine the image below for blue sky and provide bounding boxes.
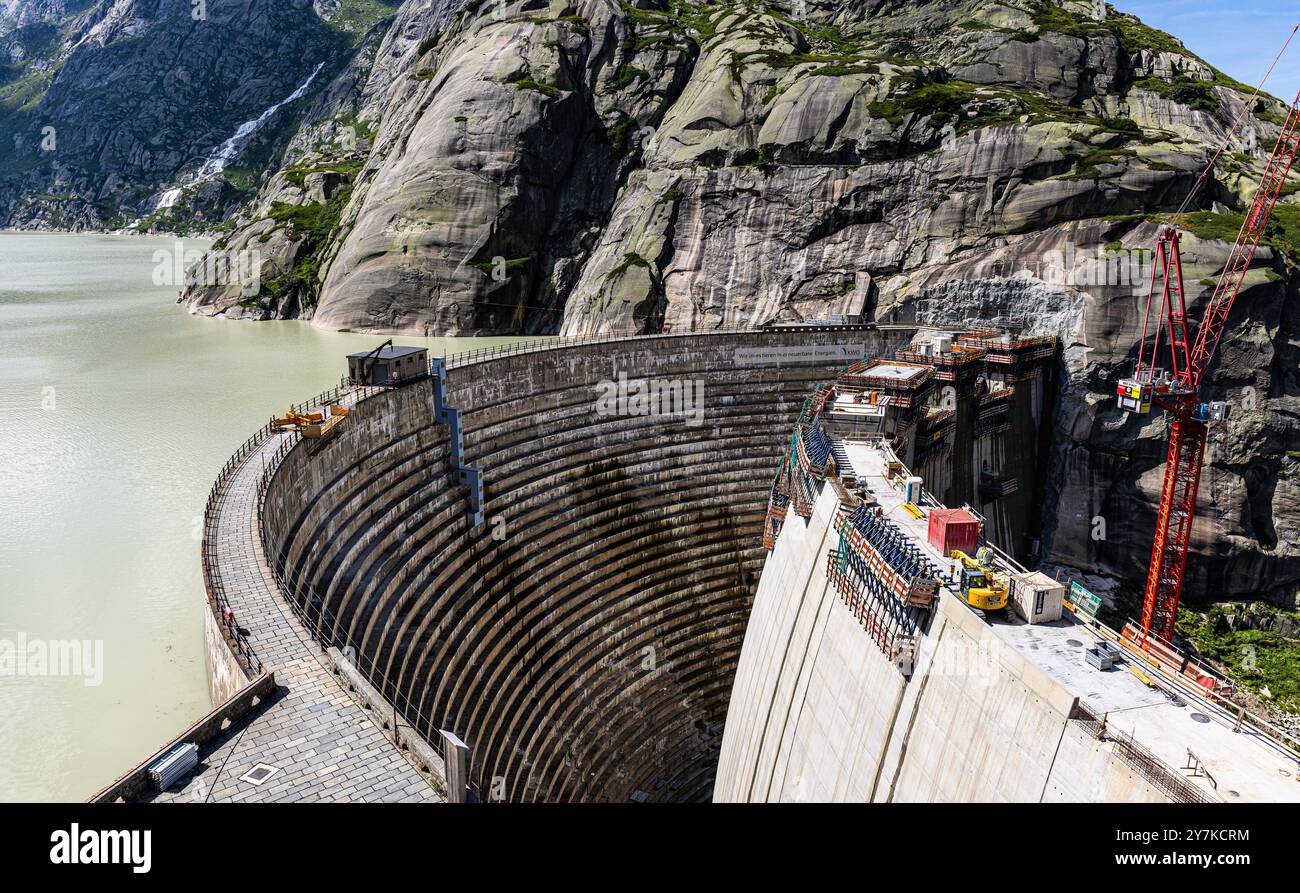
[1115,1,1300,102]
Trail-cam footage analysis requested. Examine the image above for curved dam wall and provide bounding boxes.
[260,327,896,802]
[714,480,1172,803]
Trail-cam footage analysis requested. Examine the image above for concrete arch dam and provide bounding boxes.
[260,327,893,803]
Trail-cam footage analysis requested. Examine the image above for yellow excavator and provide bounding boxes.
[950,548,1009,611]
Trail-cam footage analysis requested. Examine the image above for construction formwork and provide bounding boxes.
[894,343,986,381]
[837,359,937,410]
[957,333,1057,382]
[765,327,1060,558]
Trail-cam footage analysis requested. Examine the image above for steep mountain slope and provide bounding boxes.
[0,0,400,230]
[13,0,1300,614]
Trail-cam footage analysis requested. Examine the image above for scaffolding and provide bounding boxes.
[894,343,986,381]
[825,544,921,669]
[821,501,944,672]
[792,460,817,518]
[763,452,792,551]
[957,333,1057,382]
[798,422,833,478]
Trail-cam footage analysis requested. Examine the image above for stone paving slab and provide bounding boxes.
[154,429,440,803]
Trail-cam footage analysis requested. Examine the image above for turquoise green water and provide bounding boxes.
[0,232,523,801]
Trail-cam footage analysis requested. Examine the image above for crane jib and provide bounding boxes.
[1123,88,1300,645]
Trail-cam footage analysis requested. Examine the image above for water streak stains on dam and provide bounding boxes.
[261,328,892,801]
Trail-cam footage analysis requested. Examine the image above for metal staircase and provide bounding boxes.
[431,357,485,526]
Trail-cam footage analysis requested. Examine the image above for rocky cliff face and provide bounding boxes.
[175,0,1300,611]
[176,0,1295,336]
[0,0,399,230]
[13,0,1300,608]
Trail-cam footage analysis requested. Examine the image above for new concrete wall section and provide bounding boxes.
[715,482,1171,803]
[261,328,898,802]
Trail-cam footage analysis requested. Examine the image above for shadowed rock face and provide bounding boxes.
[881,218,1300,610]
[0,0,390,230]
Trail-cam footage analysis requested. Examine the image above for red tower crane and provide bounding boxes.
[1119,89,1300,644]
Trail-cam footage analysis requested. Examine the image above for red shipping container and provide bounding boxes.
[927,508,980,557]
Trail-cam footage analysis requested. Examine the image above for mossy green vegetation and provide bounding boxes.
[331,111,377,146]
[1178,605,1300,713]
[611,64,651,90]
[258,164,359,308]
[0,22,68,133]
[506,69,563,99]
[618,0,725,43]
[1173,205,1300,262]
[867,78,979,129]
[0,63,59,113]
[222,167,258,192]
[472,256,532,272]
[1132,75,1218,113]
[279,159,364,192]
[1062,147,1137,180]
[607,251,652,279]
[1032,3,1186,58]
[867,72,1136,137]
[325,0,403,37]
[1178,210,1246,243]
[604,111,634,156]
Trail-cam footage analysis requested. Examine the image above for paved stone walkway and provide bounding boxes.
[154,429,440,803]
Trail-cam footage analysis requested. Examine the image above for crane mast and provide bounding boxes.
[1119,90,1300,644]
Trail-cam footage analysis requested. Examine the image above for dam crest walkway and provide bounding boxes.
[154,424,440,803]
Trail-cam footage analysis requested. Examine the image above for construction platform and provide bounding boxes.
[824,439,1300,801]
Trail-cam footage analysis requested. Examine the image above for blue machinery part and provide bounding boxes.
[431,357,485,526]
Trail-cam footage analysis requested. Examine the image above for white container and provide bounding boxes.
[1009,571,1065,624]
[904,476,924,504]
[148,742,199,790]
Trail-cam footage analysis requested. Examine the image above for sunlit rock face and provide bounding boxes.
[175,0,1286,338]
[182,0,1300,607]
[10,0,1299,605]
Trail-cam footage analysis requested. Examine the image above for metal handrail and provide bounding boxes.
[199,375,362,676]
[436,322,882,371]
[247,382,464,792]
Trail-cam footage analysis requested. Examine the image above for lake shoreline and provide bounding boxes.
[0,232,526,801]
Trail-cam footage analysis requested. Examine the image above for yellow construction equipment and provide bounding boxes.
[272,410,325,429]
[950,549,1009,610]
[1128,662,1158,689]
[303,405,349,439]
